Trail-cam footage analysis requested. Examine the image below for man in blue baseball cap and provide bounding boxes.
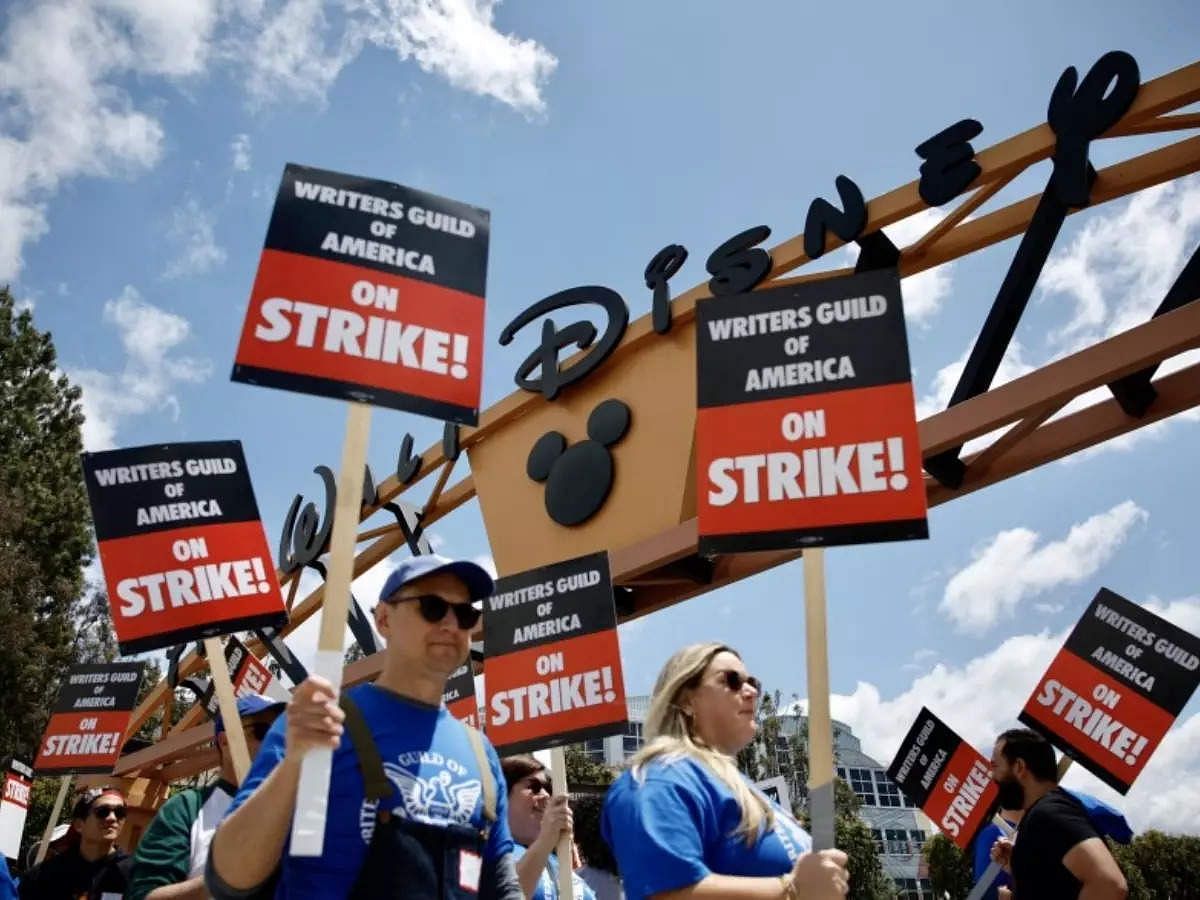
[129,694,285,900]
[208,554,525,899]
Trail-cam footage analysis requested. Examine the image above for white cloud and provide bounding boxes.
[826,595,1200,833]
[916,338,1036,421]
[939,501,1148,634]
[0,0,555,281]
[164,197,227,278]
[230,133,252,171]
[71,286,212,449]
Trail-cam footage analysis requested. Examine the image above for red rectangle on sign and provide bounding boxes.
[3,774,31,810]
[697,382,928,549]
[97,519,286,655]
[1020,649,1174,793]
[234,249,484,423]
[447,697,481,730]
[33,711,133,774]
[918,744,998,850]
[485,629,626,755]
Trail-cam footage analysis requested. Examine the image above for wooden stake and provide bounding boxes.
[205,636,252,783]
[803,548,836,851]
[549,746,575,900]
[34,776,72,865]
[290,401,372,857]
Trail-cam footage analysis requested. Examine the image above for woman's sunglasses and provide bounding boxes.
[524,776,551,796]
[717,670,762,694]
[91,805,127,821]
[386,593,482,630]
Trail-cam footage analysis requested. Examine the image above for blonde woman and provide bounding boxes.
[601,644,848,899]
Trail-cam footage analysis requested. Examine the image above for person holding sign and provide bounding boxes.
[19,787,132,900]
[128,695,285,900]
[206,554,525,899]
[601,643,848,899]
[500,755,595,900]
[988,729,1127,900]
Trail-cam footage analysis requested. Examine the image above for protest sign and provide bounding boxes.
[34,662,144,775]
[756,775,791,812]
[695,270,927,553]
[483,551,627,754]
[443,663,480,728]
[232,163,489,426]
[0,759,32,860]
[1019,587,1200,793]
[887,707,998,850]
[201,635,286,718]
[82,441,287,656]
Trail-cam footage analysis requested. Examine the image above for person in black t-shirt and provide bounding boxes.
[988,729,1126,900]
[19,787,132,900]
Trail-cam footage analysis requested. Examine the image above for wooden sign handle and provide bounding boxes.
[803,548,836,851]
[205,636,252,783]
[33,775,72,865]
[549,746,575,900]
[290,401,372,857]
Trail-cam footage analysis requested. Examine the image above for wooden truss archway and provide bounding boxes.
[115,58,1200,784]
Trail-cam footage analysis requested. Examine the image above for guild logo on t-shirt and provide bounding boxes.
[359,757,482,842]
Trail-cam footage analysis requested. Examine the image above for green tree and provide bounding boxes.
[0,288,92,761]
[563,744,616,790]
[1110,831,1200,900]
[923,833,972,900]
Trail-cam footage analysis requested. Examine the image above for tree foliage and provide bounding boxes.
[1110,831,1200,900]
[0,287,93,761]
[923,833,973,899]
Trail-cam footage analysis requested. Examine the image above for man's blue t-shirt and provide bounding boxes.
[972,819,1015,900]
[511,845,596,900]
[224,683,514,898]
[601,757,812,899]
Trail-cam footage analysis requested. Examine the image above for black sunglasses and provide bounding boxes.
[386,593,482,630]
[524,776,551,796]
[92,805,126,821]
[717,670,762,694]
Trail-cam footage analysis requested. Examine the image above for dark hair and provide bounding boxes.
[500,754,546,796]
[997,728,1058,782]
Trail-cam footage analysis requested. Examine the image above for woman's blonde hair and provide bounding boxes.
[629,642,772,843]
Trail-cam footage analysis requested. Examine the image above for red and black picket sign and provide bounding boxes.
[887,707,998,851]
[443,663,480,729]
[0,758,33,860]
[1019,588,1200,794]
[695,269,928,553]
[81,441,287,656]
[482,551,627,755]
[201,635,281,718]
[33,662,144,775]
[232,163,489,426]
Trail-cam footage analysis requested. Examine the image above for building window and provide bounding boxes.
[874,771,902,807]
[894,877,931,899]
[622,721,644,757]
[846,767,876,805]
[870,828,884,855]
[582,737,606,763]
[909,829,927,850]
[885,828,910,855]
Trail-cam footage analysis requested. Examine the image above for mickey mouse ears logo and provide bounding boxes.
[527,399,631,526]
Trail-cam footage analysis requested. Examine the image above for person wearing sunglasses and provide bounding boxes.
[19,786,132,899]
[601,643,849,899]
[499,755,595,900]
[128,694,285,900]
[207,554,525,900]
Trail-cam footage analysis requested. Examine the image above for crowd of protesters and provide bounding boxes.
[5,554,1134,899]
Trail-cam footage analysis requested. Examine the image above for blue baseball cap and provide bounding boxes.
[214,694,287,735]
[378,554,495,605]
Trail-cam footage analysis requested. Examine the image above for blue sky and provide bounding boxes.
[4,0,1198,830]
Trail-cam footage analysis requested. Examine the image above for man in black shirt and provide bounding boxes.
[988,728,1126,899]
[19,787,132,899]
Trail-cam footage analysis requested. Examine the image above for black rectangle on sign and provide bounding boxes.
[52,663,144,714]
[886,706,963,808]
[264,164,490,298]
[696,269,911,409]
[482,552,615,658]
[1062,588,1200,716]
[82,441,262,541]
[443,663,476,706]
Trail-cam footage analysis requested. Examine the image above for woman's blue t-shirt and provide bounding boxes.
[223,683,514,898]
[510,844,597,900]
[601,756,812,899]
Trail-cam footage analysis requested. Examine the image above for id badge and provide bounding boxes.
[459,849,482,893]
